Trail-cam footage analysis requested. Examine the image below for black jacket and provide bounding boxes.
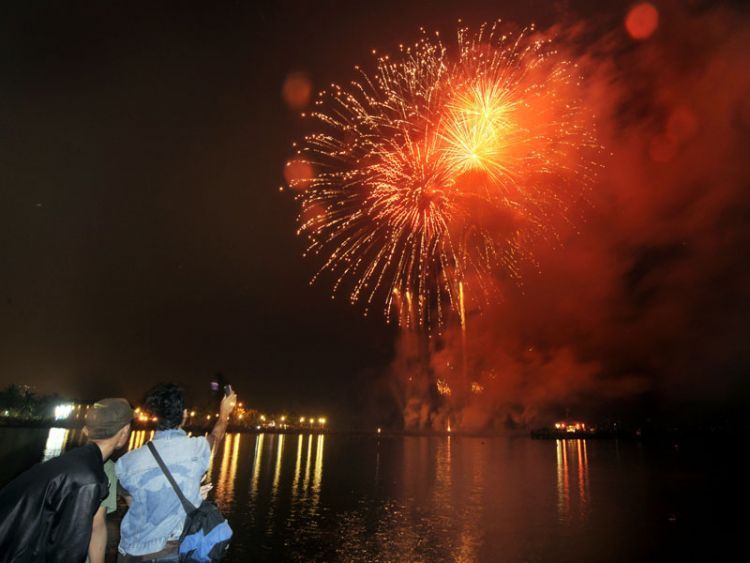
[0,442,108,563]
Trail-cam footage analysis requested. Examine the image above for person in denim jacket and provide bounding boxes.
[116,383,236,562]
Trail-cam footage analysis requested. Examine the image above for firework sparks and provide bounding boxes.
[436,379,453,397]
[289,22,600,329]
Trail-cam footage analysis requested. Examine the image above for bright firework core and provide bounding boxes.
[289,22,601,329]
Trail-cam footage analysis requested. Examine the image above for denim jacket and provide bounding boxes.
[116,429,210,556]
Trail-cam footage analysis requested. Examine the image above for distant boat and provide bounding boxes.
[531,421,603,439]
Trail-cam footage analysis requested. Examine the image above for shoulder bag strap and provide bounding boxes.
[147,441,196,514]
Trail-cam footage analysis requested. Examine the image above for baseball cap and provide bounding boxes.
[84,398,133,439]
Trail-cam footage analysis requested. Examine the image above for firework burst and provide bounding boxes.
[288,22,601,329]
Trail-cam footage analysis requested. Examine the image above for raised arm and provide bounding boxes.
[207,391,237,449]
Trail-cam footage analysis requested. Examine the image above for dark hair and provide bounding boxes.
[144,383,185,430]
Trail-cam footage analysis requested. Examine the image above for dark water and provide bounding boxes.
[0,427,745,561]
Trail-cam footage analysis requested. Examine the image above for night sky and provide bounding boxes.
[2,0,749,428]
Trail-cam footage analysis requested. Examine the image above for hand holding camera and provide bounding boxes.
[219,384,237,421]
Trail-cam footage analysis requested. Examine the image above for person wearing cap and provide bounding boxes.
[0,398,133,563]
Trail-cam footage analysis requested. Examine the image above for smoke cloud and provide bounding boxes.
[389,2,750,431]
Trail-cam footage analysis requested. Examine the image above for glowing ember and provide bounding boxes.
[289,22,600,328]
[436,378,452,396]
[470,381,484,394]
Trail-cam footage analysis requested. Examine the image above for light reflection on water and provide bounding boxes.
[250,433,263,502]
[556,439,590,521]
[126,429,154,452]
[27,430,603,560]
[1,428,732,562]
[42,427,70,461]
[214,433,240,506]
[272,434,284,497]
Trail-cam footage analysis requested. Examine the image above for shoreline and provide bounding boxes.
[3,419,747,442]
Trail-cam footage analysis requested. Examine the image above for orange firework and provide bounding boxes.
[289,22,600,329]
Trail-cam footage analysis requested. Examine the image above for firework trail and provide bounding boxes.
[288,22,601,329]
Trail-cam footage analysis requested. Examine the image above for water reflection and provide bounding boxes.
[302,434,313,493]
[39,428,590,556]
[336,436,493,561]
[41,427,162,463]
[272,434,284,496]
[456,439,485,562]
[6,430,715,562]
[42,428,70,461]
[32,430,589,560]
[287,433,325,509]
[126,430,154,452]
[312,434,324,511]
[578,439,589,513]
[293,434,303,493]
[250,433,264,502]
[215,434,241,506]
[556,439,590,521]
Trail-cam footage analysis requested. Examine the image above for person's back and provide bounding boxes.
[116,383,235,562]
[0,398,132,563]
[0,443,107,562]
[116,429,209,556]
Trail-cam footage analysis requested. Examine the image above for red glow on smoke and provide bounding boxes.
[282,71,313,110]
[284,158,314,191]
[385,4,750,431]
[625,3,659,40]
